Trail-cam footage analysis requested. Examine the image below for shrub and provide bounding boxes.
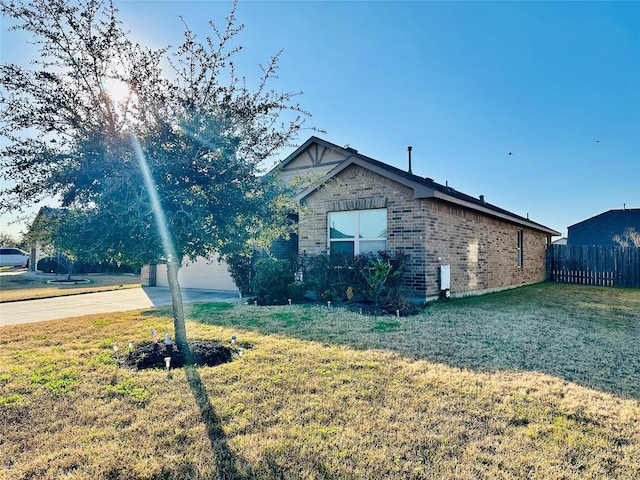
[37,256,60,273]
[252,258,295,305]
[301,250,411,310]
[286,282,307,302]
[36,256,137,274]
[226,252,254,296]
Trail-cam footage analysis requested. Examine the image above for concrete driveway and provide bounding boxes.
[0,287,240,327]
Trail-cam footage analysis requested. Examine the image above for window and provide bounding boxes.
[328,209,387,255]
[517,229,524,267]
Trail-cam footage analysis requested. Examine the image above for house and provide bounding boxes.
[26,206,62,271]
[279,137,560,301]
[147,136,560,299]
[567,208,640,247]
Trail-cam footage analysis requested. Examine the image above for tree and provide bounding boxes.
[0,232,21,248]
[0,0,307,355]
[26,207,111,279]
[612,227,640,248]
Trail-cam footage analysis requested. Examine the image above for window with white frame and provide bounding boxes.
[328,209,387,255]
[517,229,524,267]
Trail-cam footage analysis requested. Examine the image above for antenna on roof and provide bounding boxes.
[407,146,413,174]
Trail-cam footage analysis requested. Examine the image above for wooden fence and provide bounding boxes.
[546,245,640,288]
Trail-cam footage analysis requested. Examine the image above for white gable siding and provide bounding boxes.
[277,145,349,186]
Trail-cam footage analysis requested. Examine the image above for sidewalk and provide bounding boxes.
[0,287,240,327]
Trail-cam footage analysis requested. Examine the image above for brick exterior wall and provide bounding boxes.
[140,264,156,287]
[254,234,299,262]
[299,164,549,301]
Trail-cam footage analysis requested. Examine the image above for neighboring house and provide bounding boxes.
[26,206,62,271]
[284,137,560,301]
[567,208,640,247]
[146,136,560,299]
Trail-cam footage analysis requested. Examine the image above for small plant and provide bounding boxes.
[106,378,150,407]
[362,257,392,304]
[45,373,79,397]
[88,351,116,367]
[346,286,355,301]
[30,368,79,397]
[0,393,24,408]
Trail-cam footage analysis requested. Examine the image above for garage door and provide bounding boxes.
[155,256,238,291]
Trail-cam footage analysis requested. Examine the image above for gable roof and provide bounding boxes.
[567,208,640,246]
[271,136,357,172]
[269,136,358,188]
[290,137,560,236]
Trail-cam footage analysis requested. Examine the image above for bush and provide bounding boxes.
[286,282,307,302]
[36,256,137,275]
[226,252,254,296]
[300,250,411,310]
[37,257,61,274]
[252,258,295,305]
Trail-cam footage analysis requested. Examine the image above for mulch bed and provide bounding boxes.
[119,340,234,370]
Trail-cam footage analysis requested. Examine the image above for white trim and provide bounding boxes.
[517,229,524,268]
[327,208,387,255]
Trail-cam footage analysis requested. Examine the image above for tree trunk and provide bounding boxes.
[166,258,192,363]
[66,260,75,281]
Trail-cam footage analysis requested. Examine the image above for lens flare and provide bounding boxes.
[129,134,177,264]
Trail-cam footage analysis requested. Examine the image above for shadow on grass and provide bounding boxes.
[184,366,249,479]
[182,284,640,401]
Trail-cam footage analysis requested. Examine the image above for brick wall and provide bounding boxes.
[299,164,549,301]
[140,264,156,287]
[422,198,548,297]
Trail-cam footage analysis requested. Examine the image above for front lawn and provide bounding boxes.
[186,282,640,400]
[0,282,638,479]
[0,272,141,302]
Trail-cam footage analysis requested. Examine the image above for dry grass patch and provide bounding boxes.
[1,300,639,479]
[188,283,640,400]
[0,273,141,302]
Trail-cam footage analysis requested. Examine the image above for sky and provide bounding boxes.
[1,0,639,239]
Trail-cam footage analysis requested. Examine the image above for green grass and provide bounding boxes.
[0,282,638,479]
[185,283,640,400]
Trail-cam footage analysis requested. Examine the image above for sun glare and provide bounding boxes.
[103,77,131,107]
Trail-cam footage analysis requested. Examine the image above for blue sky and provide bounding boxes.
[1,0,639,238]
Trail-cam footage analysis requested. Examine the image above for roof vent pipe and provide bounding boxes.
[407,146,413,174]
